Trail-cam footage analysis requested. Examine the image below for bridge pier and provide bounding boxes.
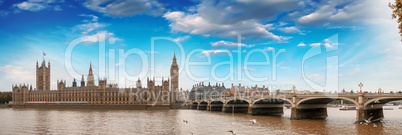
[198,102,208,110]
[290,107,328,120]
[356,108,384,123]
[222,104,249,113]
[208,104,223,111]
[248,105,284,116]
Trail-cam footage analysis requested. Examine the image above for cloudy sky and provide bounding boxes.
[0,0,401,92]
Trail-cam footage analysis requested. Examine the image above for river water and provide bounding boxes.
[0,107,401,135]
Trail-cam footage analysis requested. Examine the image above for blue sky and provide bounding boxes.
[0,0,401,92]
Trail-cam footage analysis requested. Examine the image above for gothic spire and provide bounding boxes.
[89,62,93,72]
[171,53,178,68]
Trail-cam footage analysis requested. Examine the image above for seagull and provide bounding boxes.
[250,119,256,124]
[183,120,188,123]
[374,99,380,103]
[373,123,377,127]
[371,105,374,108]
[365,116,373,124]
[228,130,236,135]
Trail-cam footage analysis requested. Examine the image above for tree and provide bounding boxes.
[390,0,402,39]
[0,92,12,104]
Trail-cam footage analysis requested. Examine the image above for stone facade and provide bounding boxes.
[188,82,228,100]
[12,54,179,105]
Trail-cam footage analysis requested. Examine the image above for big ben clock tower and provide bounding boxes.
[170,53,179,93]
[170,53,179,103]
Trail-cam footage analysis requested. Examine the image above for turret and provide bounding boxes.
[81,75,85,87]
[99,78,107,89]
[72,78,77,87]
[136,78,142,88]
[57,80,66,91]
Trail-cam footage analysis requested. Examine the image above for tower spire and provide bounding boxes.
[87,62,95,86]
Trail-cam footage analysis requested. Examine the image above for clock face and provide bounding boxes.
[173,70,177,74]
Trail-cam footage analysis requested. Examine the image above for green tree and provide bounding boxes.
[390,0,402,39]
[0,92,12,104]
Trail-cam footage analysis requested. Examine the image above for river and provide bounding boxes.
[0,107,401,135]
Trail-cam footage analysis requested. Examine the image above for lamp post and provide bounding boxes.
[358,82,363,93]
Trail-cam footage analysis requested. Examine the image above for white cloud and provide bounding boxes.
[0,65,34,82]
[81,31,121,43]
[16,2,46,11]
[79,14,99,22]
[263,47,275,51]
[14,0,64,12]
[242,67,255,71]
[115,63,122,66]
[279,26,302,33]
[211,41,252,48]
[74,22,107,34]
[162,0,301,41]
[84,0,165,17]
[297,42,306,47]
[298,0,389,26]
[200,49,230,56]
[310,43,321,47]
[164,11,282,41]
[174,36,190,42]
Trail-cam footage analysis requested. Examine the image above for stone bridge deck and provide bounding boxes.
[190,93,402,122]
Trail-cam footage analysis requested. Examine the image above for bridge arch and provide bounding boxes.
[249,98,291,116]
[223,99,250,113]
[363,97,402,108]
[198,101,208,110]
[225,99,250,105]
[208,101,224,111]
[296,97,359,107]
[191,102,199,109]
[291,97,359,120]
[251,98,293,107]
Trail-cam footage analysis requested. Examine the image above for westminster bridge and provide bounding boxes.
[189,93,402,122]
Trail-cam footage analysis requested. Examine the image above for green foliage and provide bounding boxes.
[0,92,12,104]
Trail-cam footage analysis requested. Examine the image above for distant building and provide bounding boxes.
[188,82,228,100]
[12,54,179,105]
[229,84,269,97]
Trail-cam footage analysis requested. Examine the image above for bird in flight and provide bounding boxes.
[228,130,236,135]
[250,119,256,124]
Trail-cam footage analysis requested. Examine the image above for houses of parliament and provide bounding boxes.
[12,54,180,105]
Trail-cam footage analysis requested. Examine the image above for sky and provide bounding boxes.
[0,0,401,92]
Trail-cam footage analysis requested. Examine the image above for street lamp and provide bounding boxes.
[358,82,363,93]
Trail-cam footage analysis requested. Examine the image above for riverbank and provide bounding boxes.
[0,104,10,108]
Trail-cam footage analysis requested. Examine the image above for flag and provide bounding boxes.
[43,52,46,56]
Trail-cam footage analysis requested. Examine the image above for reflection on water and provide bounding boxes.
[1,107,402,135]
